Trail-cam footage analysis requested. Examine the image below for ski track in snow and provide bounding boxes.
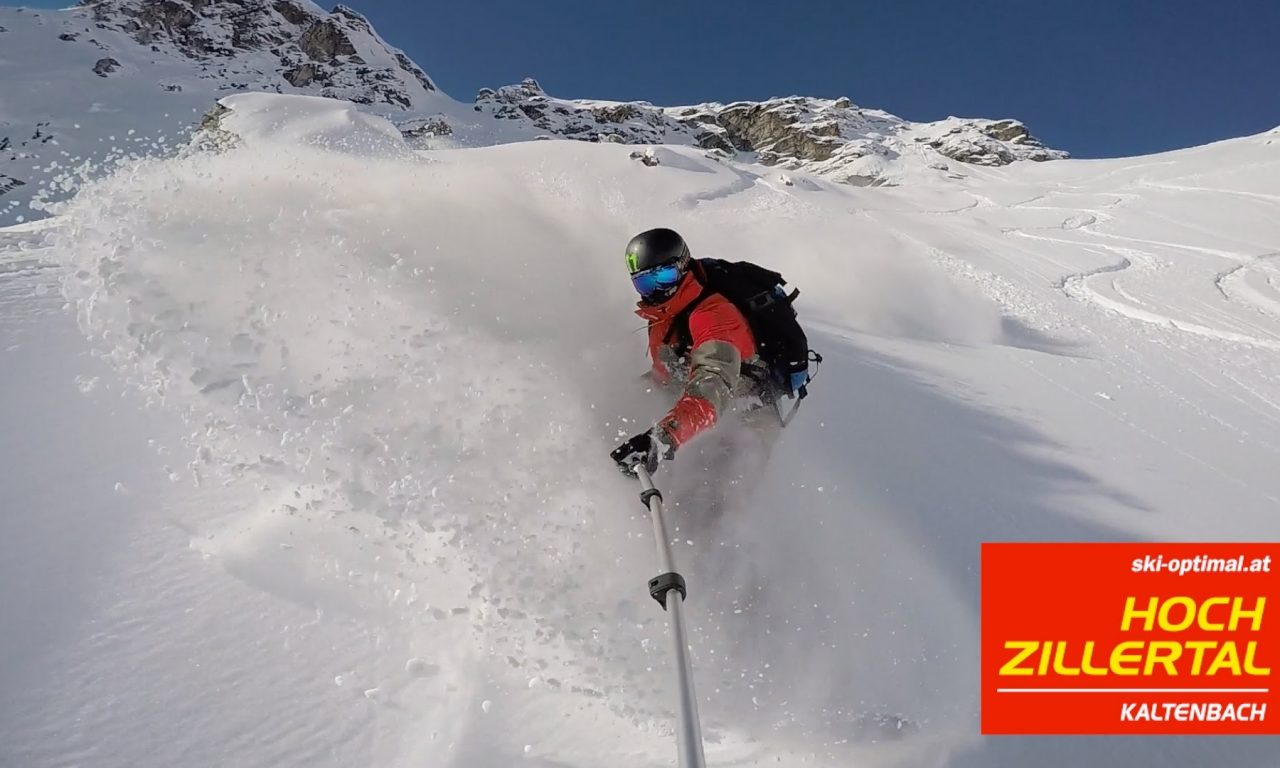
[1137,175,1280,206]
[1001,199,1280,351]
[675,163,760,209]
[1217,252,1280,319]
[3,96,1280,768]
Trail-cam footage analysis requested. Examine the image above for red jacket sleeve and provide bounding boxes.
[658,296,755,446]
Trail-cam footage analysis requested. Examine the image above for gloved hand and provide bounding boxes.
[610,427,676,475]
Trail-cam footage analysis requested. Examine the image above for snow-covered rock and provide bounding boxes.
[0,0,456,224]
[92,56,122,77]
[907,117,1063,166]
[80,0,437,109]
[199,92,412,158]
[470,80,1067,184]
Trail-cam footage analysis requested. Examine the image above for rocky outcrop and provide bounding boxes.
[0,173,26,197]
[475,78,676,144]
[399,116,453,147]
[629,148,659,166]
[393,52,435,93]
[283,62,321,87]
[197,101,233,134]
[330,4,371,31]
[981,119,1030,142]
[93,57,121,76]
[298,19,356,62]
[100,0,198,49]
[918,118,1062,166]
[271,1,310,26]
[469,82,1067,184]
[76,0,436,109]
[193,101,246,151]
[0,119,55,199]
[716,100,848,163]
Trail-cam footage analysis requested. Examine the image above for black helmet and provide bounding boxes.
[625,228,691,303]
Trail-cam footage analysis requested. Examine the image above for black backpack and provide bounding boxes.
[664,258,819,403]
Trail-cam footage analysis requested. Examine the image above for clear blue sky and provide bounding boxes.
[21,0,1280,157]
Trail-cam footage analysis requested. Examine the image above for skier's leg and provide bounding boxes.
[666,384,784,526]
[676,399,780,526]
[720,397,781,503]
[668,426,738,527]
[688,404,782,626]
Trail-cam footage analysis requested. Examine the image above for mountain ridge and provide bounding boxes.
[465,77,1067,185]
[76,0,438,107]
[4,0,1068,220]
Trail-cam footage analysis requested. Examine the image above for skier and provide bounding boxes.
[610,228,814,477]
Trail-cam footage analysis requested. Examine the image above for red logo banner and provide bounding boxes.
[982,543,1277,734]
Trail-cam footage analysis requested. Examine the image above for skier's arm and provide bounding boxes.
[656,297,753,447]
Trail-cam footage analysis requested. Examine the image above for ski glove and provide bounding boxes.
[610,427,677,475]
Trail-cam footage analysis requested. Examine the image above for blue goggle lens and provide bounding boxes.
[631,263,683,297]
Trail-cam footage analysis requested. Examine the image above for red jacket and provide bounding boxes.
[635,265,756,446]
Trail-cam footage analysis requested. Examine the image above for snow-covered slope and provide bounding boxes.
[2,93,1278,768]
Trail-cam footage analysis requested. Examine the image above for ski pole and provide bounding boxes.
[635,465,707,768]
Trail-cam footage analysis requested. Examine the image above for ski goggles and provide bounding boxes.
[630,262,684,297]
